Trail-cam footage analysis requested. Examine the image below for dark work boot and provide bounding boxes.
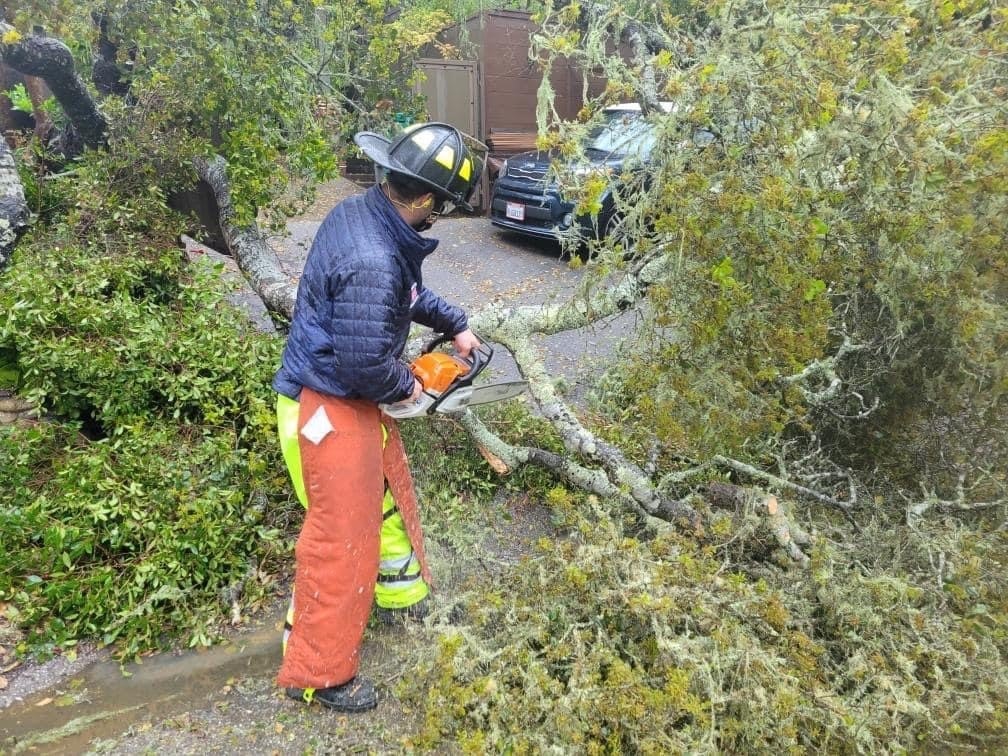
[285,677,378,712]
[375,595,431,626]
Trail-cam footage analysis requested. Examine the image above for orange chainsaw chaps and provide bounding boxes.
[276,388,430,690]
[410,352,468,394]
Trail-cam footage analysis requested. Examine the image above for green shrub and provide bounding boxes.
[0,157,293,658]
[0,422,282,658]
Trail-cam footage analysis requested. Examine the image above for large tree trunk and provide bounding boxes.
[0,133,28,270]
[0,23,107,148]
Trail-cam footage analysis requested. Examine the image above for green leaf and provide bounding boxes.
[710,257,736,288]
[803,278,827,302]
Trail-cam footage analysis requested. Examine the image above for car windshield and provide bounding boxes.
[583,110,657,160]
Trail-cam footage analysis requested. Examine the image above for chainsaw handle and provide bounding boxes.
[421,332,493,387]
[421,332,453,354]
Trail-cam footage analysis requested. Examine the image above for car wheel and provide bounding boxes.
[601,208,637,259]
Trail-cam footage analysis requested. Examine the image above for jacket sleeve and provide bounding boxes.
[325,264,416,404]
[411,287,468,337]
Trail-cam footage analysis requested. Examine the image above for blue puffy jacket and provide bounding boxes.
[273,185,468,404]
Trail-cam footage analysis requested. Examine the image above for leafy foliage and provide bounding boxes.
[0,149,294,657]
[395,1,1008,752]
[536,0,1007,507]
[0,423,282,659]
[404,493,1008,753]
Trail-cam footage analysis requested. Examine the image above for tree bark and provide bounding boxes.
[91,13,131,97]
[193,155,295,320]
[623,23,660,114]
[0,133,28,270]
[0,23,107,148]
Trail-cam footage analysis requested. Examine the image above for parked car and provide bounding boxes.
[489,103,687,243]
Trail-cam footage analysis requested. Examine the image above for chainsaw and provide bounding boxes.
[380,333,527,419]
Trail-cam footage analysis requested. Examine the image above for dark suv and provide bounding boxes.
[489,103,672,242]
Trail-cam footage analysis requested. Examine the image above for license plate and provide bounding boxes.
[505,202,525,221]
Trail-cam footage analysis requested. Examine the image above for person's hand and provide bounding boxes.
[410,378,424,402]
[452,328,480,358]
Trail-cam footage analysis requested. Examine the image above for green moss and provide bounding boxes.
[401,506,1008,752]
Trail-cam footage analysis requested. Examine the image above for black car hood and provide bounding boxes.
[507,149,625,175]
[504,150,552,174]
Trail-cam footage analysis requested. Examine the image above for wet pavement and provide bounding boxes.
[0,606,429,754]
[1,619,279,753]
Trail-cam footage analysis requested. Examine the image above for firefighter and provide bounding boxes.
[272,122,484,712]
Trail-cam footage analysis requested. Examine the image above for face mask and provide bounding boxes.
[412,200,455,232]
[413,214,437,232]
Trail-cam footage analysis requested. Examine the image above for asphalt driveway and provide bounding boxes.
[268,190,637,401]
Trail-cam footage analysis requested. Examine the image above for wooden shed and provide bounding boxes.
[415,9,594,211]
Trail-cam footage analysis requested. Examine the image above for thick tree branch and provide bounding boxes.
[623,22,660,113]
[469,250,671,337]
[706,482,813,567]
[0,23,107,148]
[709,455,856,524]
[193,155,295,320]
[0,134,28,270]
[458,410,674,529]
[469,296,698,526]
[0,389,38,425]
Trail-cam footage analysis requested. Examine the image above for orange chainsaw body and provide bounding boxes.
[410,352,469,394]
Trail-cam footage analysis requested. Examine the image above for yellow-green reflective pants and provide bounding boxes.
[277,394,428,650]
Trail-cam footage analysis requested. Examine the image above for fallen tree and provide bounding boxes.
[184,155,837,565]
[0,1,1005,751]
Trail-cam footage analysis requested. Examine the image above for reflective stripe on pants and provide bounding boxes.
[376,487,429,609]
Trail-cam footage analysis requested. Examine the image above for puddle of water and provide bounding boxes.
[0,616,282,753]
